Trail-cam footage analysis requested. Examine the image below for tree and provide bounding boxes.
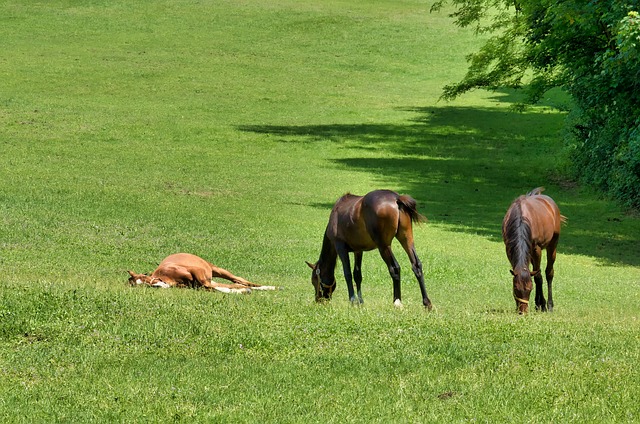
[433,0,640,208]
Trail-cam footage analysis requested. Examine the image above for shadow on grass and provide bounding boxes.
[239,106,639,266]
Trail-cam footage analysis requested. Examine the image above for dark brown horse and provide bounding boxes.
[502,188,565,313]
[306,190,432,309]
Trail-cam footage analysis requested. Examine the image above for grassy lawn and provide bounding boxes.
[1,0,639,422]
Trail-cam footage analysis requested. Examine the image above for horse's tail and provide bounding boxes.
[527,187,545,196]
[397,194,427,224]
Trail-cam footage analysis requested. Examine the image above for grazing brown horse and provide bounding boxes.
[307,190,432,309]
[128,253,278,294]
[502,188,565,313]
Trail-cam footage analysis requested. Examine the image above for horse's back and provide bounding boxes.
[330,193,365,231]
[326,190,401,250]
[521,194,562,246]
[331,193,363,217]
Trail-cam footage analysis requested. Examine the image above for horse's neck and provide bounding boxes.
[318,233,337,277]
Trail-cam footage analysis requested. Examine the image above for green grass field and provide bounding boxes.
[1,0,639,422]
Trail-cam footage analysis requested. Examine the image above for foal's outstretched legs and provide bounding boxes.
[188,268,252,294]
[202,281,252,294]
[209,265,278,291]
[210,265,254,286]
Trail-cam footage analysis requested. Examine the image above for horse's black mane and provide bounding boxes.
[503,199,532,271]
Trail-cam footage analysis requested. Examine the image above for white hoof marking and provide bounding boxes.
[250,285,278,291]
[214,287,252,294]
[214,287,231,293]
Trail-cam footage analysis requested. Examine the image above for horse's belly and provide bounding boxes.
[530,220,558,248]
[335,224,377,251]
[348,242,377,252]
[343,234,378,252]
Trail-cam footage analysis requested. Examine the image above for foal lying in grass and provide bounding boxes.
[128,253,278,294]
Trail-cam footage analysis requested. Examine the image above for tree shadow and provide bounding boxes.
[483,86,574,111]
[238,106,639,266]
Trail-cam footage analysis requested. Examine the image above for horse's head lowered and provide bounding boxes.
[306,261,336,302]
[127,271,153,286]
[510,268,539,314]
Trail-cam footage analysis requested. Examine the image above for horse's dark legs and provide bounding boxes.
[546,242,558,312]
[397,234,432,310]
[353,251,364,304]
[378,246,402,306]
[336,243,359,304]
[406,246,431,310]
[414,252,431,309]
[531,246,546,311]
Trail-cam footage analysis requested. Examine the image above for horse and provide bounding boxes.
[306,190,432,309]
[502,188,565,313]
[127,253,278,294]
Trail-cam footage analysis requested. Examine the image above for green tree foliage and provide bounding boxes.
[433,0,640,208]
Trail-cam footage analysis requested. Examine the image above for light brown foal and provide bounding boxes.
[128,253,277,294]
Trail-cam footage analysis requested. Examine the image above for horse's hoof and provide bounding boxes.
[393,299,404,308]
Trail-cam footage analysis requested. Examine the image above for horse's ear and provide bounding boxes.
[128,271,146,279]
[305,261,316,270]
[509,269,515,276]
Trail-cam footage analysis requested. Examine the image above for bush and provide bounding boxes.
[434,1,640,208]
